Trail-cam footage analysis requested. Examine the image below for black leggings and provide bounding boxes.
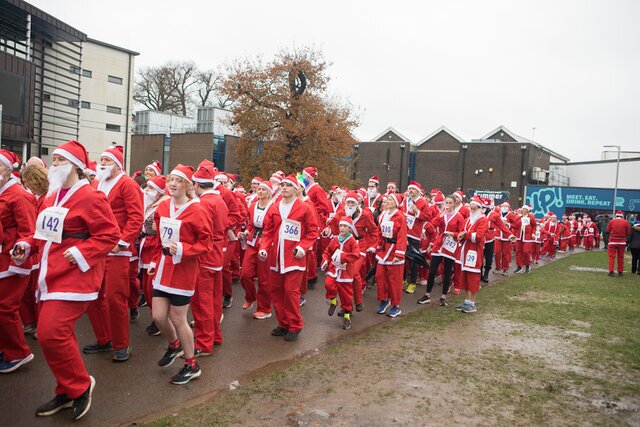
[631,248,640,273]
[406,238,421,284]
[483,240,495,275]
[427,255,455,295]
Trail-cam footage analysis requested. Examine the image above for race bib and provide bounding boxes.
[281,218,301,242]
[535,231,541,239]
[254,208,267,228]
[159,217,182,248]
[465,250,478,267]
[589,228,594,233]
[443,235,458,252]
[521,217,530,227]
[406,215,416,230]
[34,207,69,243]
[381,221,394,239]
[329,212,335,219]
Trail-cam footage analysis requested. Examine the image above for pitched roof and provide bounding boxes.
[479,125,569,162]
[416,126,464,146]
[370,126,411,143]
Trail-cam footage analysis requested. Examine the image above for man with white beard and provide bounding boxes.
[84,146,143,362]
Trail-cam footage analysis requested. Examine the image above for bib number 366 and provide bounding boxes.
[282,219,301,242]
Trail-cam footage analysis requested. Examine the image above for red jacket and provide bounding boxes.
[199,191,228,270]
[513,213,537,242]
[0,179,36,277]
[486,209,513,243]
[401,197,431,241]
[139,200,163,269]
[328,207,379,255]
[455,204,470,219]
[322,234,360,282]
[376,209,408,265]
[582,221,598,237]
[459,215,488,273]
[97,173,144,257]
[152,198,212,296]
[366,192,383,212]
[260,198,319,274]
[542,220,560,243]
[607,218,630,245]
[218,185,244,230]
[20,180,120,301]
[245,198,275,248]
[430,211,465,261]
[306,183,332,224]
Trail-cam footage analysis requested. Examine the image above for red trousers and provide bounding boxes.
[141,269,153,313]
[240,246,272,313]
[87,256,130,349]
[583,236,594,250]
[569,235,576,249]
[542,239,556,257]
[531,243,541,262]
[375,263,403,306]
[128,260,140,310]
[351,255,365,306]
[608,245,625,273]
[300,249,316,295]
[325,276,353,312]
[231,240,241,280]
[459,270,481,293]
[19,270,38,326]
[270,269,304,332]
[0,274,31,361]
[192,269,221,352]
[493,240,511,270]
[307,242,318,282]
[222,240,238,297]
[559,238,569,251]
[515,241,533,267]
[39,300,91,399]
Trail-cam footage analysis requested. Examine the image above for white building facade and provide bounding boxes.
[550,157,640,190]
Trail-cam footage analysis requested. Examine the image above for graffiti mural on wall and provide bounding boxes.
[525,187,564,217]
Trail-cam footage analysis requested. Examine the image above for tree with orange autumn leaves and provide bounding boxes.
[220,48,359,187]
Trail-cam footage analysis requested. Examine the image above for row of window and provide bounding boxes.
[42,94,122,115]
[69,65,123,85]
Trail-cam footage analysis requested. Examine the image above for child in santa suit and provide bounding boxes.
[13,141,120,419]
[541,212,560,258]
[374,192,408,317]
[148,165,212,384]
[513,205,536,274]
[455,196,488,313]
[559,215,571,252]
[532,222,542,263]
[582,217,597,250]
[321,216,360,329]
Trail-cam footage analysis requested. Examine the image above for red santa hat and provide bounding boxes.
[407,180,422,192]
[356,188,367,201]
[227,173,238,183]
[251,177,262,185]
[387,192,403,207]
[345,191,359,204]
[11,171,21,182]
[84,160,97,176]
[270,173,283,185]
[147,175,166,193]
[146,161,162,176]
[101,145,124,170]
[433,191,445,204]
[501,201,510,207]
[546,211,556,218]
[234,185,245,193]
[387,182,397,188]
[338,216,357,234]
[481,197,494,208]
[369,175,379,185]
[469,196,483,208]
[521,204,532,211]
[453,190,465,202]
[52,140,88,170]
[193,164,215,184]
[615,210,624,217]
[0,149,20,170]
[282,174,300,190]
[258,179,275,194]
[430,188,440,197]
[170,164,194,183]
[215,172,229,183]
[28,157,46,168]
[303,166,318,180]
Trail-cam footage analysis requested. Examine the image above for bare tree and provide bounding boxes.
[170,62,199,116]
[196,69,234,109]
[133,66,181,112]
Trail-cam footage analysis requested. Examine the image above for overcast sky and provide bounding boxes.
[30,0,640,161]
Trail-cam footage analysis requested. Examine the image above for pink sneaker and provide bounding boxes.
[253,311,272,320]
[242,301,255,310]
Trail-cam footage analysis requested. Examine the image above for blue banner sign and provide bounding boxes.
[525,185,640,218]
[467,189,510,205]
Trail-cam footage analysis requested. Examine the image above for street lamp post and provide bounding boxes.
[603,145,621,215]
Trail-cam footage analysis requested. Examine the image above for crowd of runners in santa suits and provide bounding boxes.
[0,140,634,420]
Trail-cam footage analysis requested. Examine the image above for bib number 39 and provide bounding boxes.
[34,207,69,243]
[465,250,478,267]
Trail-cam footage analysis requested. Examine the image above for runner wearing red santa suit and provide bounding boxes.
[258,174,318,341]
[227,174,247,282]
[417,219,438,284]
[325,191,379,311]
[401,181,432,295]
[240,179,274,320]
[559,215,571,252]
[0,150,37,373]
[386,182,397,194]
[84,146,143,362]
[582,217,597,250]
[12,140,119,419]
[191,164,228,354]
[513,205,536,274]
[541,212,560,258]
[607,211,630,276]
[455,196,488,314]
[138,175,166,336]
[128,173,146,321]
[300,185,321,305]
[374,192,407,317]
[418,195,465,307]
[493,202,518,275]
[302,167,332,282]
[246,177,261,207]
[532,221,542,263]
[213,169,244,309]
[567,215,577,250]
[450,190,470,294]
[366,176,384,213]
[321,216,360,330]
[83,161,97,184]
[482,198,515,283]
[576,218,584,247]
[144,161,162,180]
[148,165,212,384]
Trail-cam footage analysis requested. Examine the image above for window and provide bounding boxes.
[106,106,122,114]
[82,69,92,78]
[41,147,49,155]
[108,75,123,85]
[69,65,81,74]
[106,124,121,132]
[42,93,51,102]
[81,101,91,109]
[68,99,79,108]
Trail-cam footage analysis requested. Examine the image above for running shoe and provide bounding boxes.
[138,294,147,307]
[112,347,131,363]
[158,346,184,367]
[299,295,306,307]
[129,308,139,321]
[376,300,390,314]
[455,300,472,311]
[439,297,448,307]
[387,306,401,318]
[35,394,73,417]
[242,300,255,310]
[355,303,364,312]
[524,266,531,274]
[513,267,523,274]
[23,323,36,335]
[146,321,161,336]
[171,363,201,385]
[222,296,233,309]
[452,288,460,295]
[82,342,113,354]
[417,295,431,305]
[0,353,34,373]
[405,283,416,294]
[253,311,272,320]
[71,376,95,421]
[271,326,288,336]
[328,299,337,316]
[285,330,301,341]
[462,304,477,313]
[342,316,352,330]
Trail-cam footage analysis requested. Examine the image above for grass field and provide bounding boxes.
[150,251,640,426]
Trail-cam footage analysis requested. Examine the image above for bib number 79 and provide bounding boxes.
[162,227,173,240]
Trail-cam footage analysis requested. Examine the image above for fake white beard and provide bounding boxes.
[96,164,116,181]
[345,205,357,217]
[470,209,482,223]
[367,188,377,198]
[144,189,159,211]
[335,194,344,204]
[501,207,509,214]
[47,163,73,196]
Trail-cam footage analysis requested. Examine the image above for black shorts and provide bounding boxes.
[152,289,191,306]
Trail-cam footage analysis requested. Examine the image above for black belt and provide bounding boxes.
[355,235,363,240]
[385,237,397,244]
[62,232,90,240]
[162,247,172,256]
[141,232,157,237]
